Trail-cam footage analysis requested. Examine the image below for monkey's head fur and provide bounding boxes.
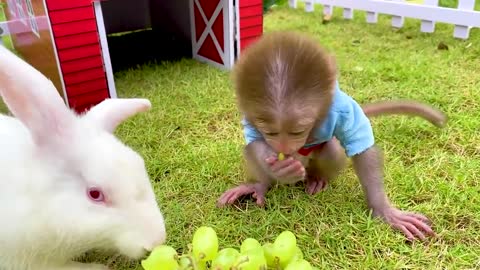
[232,31,338,155]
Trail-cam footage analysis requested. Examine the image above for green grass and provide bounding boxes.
[0,3,4,21]
[104,4,480,269]
[0,3,14,50]
[3,2,480,269]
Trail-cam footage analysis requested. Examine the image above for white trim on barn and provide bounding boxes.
[226,0,235,66]
[25,0,40,37]
[42,0,69,107]
[291,0,480,39]
[190,0,235,70]
[234,0,241,59]
[0,21,12,36]
[194,53,230,70]
[15,0,28,26]
[189,0,196,59]
[6,0,16,17]
[93,1,117,99]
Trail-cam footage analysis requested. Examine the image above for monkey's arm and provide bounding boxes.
[217,140,273,207]
[352,146,434,240]
[350,146,389,211]
[244,140,276,180]
[334,96,434,240]
[241,117,281,182]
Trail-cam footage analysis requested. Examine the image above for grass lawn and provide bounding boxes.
[104,3,480,269]
[0,3,4,22]
[0,3,13,50]
[2,2,480,269]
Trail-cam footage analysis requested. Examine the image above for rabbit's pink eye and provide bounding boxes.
[87,187,105,202]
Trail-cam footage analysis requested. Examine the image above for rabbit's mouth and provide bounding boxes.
[123,246,149,260]
[109,237,148,262]
[102,253,147,268]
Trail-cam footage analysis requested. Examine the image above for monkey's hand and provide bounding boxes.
[217,182,269,207]
[373,207,435,241]
[352,145,435,241]
[265,155,306,184]
[305,174,328,195]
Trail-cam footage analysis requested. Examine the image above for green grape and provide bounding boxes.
[197,261,208,270]
[141,245,179,270]
[272,230,297,267]
[240,238,262,254]
[262,243,277,268]
[291,246,304,262]
[235,247,267,270]
[192,226,219,262]
[284,259,313,270]
[273,230,297,248]
[211,247,240,269]
[178,256,192,269]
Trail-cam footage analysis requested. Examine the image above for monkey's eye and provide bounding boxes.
[265,132,279,137]
[289,131,305,136]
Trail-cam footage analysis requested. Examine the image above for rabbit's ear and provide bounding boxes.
[0,46,75,146]
[84,98,151,133]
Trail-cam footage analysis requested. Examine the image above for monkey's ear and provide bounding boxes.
[325,53,338,78]
[326,53,337,68]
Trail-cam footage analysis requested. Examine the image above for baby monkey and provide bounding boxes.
[217,31,447,241]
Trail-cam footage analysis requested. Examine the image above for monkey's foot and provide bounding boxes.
[217,183,268,207]
[376,207,435,241]
[305,175,328,195]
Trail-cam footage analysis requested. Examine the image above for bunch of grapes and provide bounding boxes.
[141,226,318,270]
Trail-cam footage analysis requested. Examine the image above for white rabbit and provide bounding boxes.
[0,45,166,270]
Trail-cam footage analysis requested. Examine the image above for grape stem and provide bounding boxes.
[234,256,249,268]
[178,254,195,270]
[274,257,281,270]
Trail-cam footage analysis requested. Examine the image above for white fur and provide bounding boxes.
[0,45,166,270]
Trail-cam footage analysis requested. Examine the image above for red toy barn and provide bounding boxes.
[0,0,263,113]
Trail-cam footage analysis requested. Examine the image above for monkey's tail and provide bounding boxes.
[362,100,448,128]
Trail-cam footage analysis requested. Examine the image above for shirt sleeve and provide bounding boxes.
[241,117,264,144]
[333,99,375,157]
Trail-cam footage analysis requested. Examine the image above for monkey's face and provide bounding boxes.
[254,114,317,156]
[234,31,337,157]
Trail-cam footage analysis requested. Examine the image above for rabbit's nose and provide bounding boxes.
[144,232,167,252]
[141,247,151,257]
[143,245,154,252]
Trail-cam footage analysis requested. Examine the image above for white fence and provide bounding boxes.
[288,0,480,39]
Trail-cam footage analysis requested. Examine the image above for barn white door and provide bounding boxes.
[189,0,235,69]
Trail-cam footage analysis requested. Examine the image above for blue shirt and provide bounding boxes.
[242,82,375,157]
